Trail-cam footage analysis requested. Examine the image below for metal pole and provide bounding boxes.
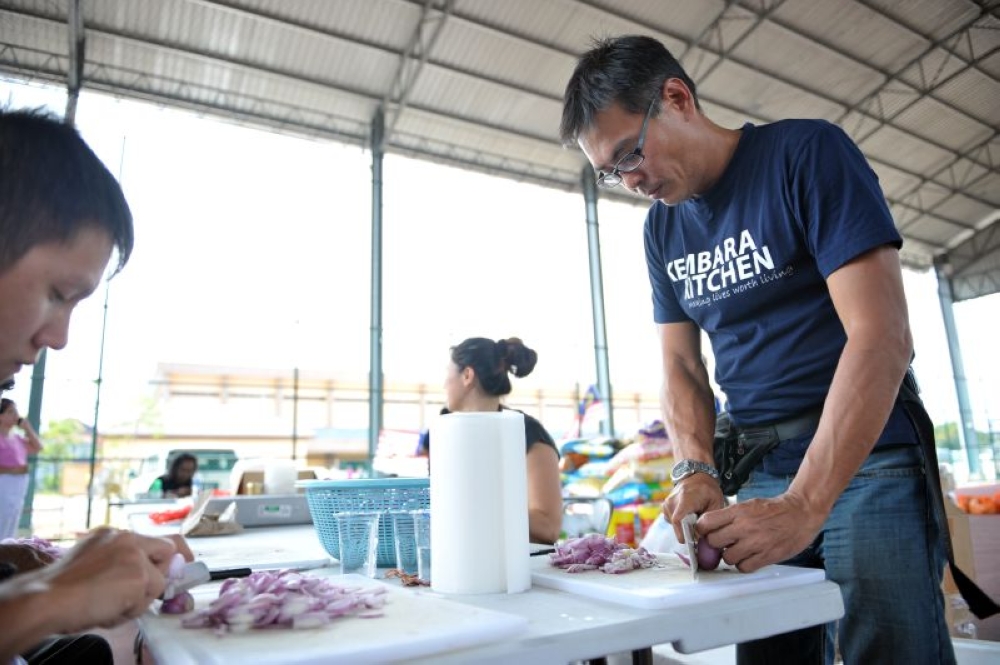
[19,0,88,535]
[84,282,111,528]
[934,258,981,478]
[19,354,46,533]
[367,107,385,474]
[292,367,299,460]
[65,0,84,126]
[581,167,614,436]
[20,6,88,529]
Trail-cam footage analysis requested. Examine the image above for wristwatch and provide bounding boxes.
[670,459,720,484]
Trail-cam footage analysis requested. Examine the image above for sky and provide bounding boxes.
[3,77,999,454]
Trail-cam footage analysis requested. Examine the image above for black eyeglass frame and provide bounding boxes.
[595,98,658,189]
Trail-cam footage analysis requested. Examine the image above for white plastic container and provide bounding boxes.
[263,459,298,495]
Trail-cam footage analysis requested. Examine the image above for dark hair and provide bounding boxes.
[450,337,538,397]
[0,107,134,275]
[0,398,13,414]
[560,35,701,144]
[168,453,198,478]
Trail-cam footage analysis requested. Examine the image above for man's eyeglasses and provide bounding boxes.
[596,98,657,189]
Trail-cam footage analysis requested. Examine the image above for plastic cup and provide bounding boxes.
[411,508,431,582]
[333,511,380,577]
[391,511,419,575]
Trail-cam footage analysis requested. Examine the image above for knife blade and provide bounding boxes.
[163,561,210,600]
[163,563,255,600]
[681,513,699,581]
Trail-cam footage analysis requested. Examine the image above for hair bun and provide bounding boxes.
[500,337,537,378]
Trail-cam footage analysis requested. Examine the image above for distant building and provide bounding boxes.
[99,363,662,470]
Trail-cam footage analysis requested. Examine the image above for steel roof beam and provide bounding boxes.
[383,0,454,146]
[854,0,1000,85]
[194,0,559,102]
[569,1,998,208]
[757,2,997,134]
[0,8,563,145]
[64,0,83,125]
[736,3,995,170]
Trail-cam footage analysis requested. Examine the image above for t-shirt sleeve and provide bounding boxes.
[524,415,559,458]
[644,208,691,324]
[790,122,902,277]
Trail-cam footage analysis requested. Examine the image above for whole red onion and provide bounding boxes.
[696,541,723,571]
[161,591,195,614]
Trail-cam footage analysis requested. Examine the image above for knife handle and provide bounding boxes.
[530,548,556,557]
[209,567,253,581]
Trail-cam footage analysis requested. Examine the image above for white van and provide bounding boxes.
[127,448,239,499]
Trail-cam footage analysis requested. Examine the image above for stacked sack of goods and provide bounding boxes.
[559,420,674,547]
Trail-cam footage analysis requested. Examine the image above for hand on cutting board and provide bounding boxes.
[697,492,826,572]
[0,528,181,660]
[41,528,179,628]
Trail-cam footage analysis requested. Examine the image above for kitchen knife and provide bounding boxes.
[163,561,210,600]
[681,513,699,581]
[162,563,253,599]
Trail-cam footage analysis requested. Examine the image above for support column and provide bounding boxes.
[934,258,981,478]
[367,107,386,472]
[581,167,614,436]
[20,354,46,532]
[65,0,84,125]
[21,0,89,530]
[292,367,299,460]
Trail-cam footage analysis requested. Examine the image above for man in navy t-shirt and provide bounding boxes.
[561,35,954,664]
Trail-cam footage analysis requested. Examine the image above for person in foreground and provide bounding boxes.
[561,35,954,664]
[0,107,187,664]
[421,337,563,544]
[0,399,42,539]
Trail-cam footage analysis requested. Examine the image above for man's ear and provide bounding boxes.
[662,77,695,114]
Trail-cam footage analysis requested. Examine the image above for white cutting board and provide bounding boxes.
[139,571,527,664]
[531,553,826,609]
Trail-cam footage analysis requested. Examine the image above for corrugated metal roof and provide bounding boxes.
[1,0,998,297]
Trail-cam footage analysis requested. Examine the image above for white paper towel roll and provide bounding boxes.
[429,411,531,594]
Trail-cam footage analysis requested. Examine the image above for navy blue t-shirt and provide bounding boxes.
[644,120,916,470]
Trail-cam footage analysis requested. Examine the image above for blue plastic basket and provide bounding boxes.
[302,478,430,567]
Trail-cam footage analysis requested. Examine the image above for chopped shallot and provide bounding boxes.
[0,535,65,561]
[549,533,658,574]
[180,570,388,633]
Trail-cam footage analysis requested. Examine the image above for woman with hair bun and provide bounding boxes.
[426,337,563,544]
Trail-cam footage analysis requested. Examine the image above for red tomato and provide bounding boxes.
[149,505,193,524]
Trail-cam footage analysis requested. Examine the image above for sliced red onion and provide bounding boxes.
[181,570,389,633]
[549,534,658,574]
[0,536,66,561]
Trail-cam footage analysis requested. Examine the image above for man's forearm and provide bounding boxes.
[789,342,911,514]
[0,576,59,660]
[661,363,717,464]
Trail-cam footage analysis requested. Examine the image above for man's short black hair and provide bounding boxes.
[0,107,134,274]
[560,35,700,145]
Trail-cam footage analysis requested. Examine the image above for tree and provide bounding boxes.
[934,422,960,450]
[35,419,91,492]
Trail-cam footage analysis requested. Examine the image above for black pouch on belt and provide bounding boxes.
[713,409,822,496]
[713,412,775,496]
